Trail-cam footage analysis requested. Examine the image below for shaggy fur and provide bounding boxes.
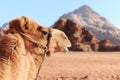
[0,16,51,80]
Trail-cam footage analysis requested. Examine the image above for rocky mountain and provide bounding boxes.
[0,23,9,38]
[60,5,120,46]
[52,18,99,51]
[1,23,9,30]
[52,18,120,51]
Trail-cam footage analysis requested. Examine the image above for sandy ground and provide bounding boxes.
[38,52,120,80]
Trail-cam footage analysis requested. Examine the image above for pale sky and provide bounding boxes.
[0,0,120,29]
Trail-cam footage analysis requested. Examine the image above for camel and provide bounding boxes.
[0,16,52,80]
[0,16,71,80]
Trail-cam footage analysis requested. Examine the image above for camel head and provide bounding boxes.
[7,16,52,56]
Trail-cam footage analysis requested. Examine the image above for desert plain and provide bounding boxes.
[39,52,120,80]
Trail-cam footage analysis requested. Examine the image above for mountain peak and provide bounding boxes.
[80,4,92,10]
[74,5,94,14]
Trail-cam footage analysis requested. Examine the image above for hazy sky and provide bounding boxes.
[0,0,120,29]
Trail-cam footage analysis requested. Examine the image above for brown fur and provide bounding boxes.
[0,16,51,80]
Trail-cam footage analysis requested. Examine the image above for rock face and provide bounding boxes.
[98,39,120,51]
[53,18,99,51]
[60,5,120,46]
[52,18,120,51]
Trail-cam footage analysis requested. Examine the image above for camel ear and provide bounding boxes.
[51,29,71,47]
[20,16,30,32]
[9,16,30,33]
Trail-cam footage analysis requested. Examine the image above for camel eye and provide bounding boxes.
[42,31,47,35]
[37,27,47,35]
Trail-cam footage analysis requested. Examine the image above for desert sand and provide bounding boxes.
[39,52,120,80]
